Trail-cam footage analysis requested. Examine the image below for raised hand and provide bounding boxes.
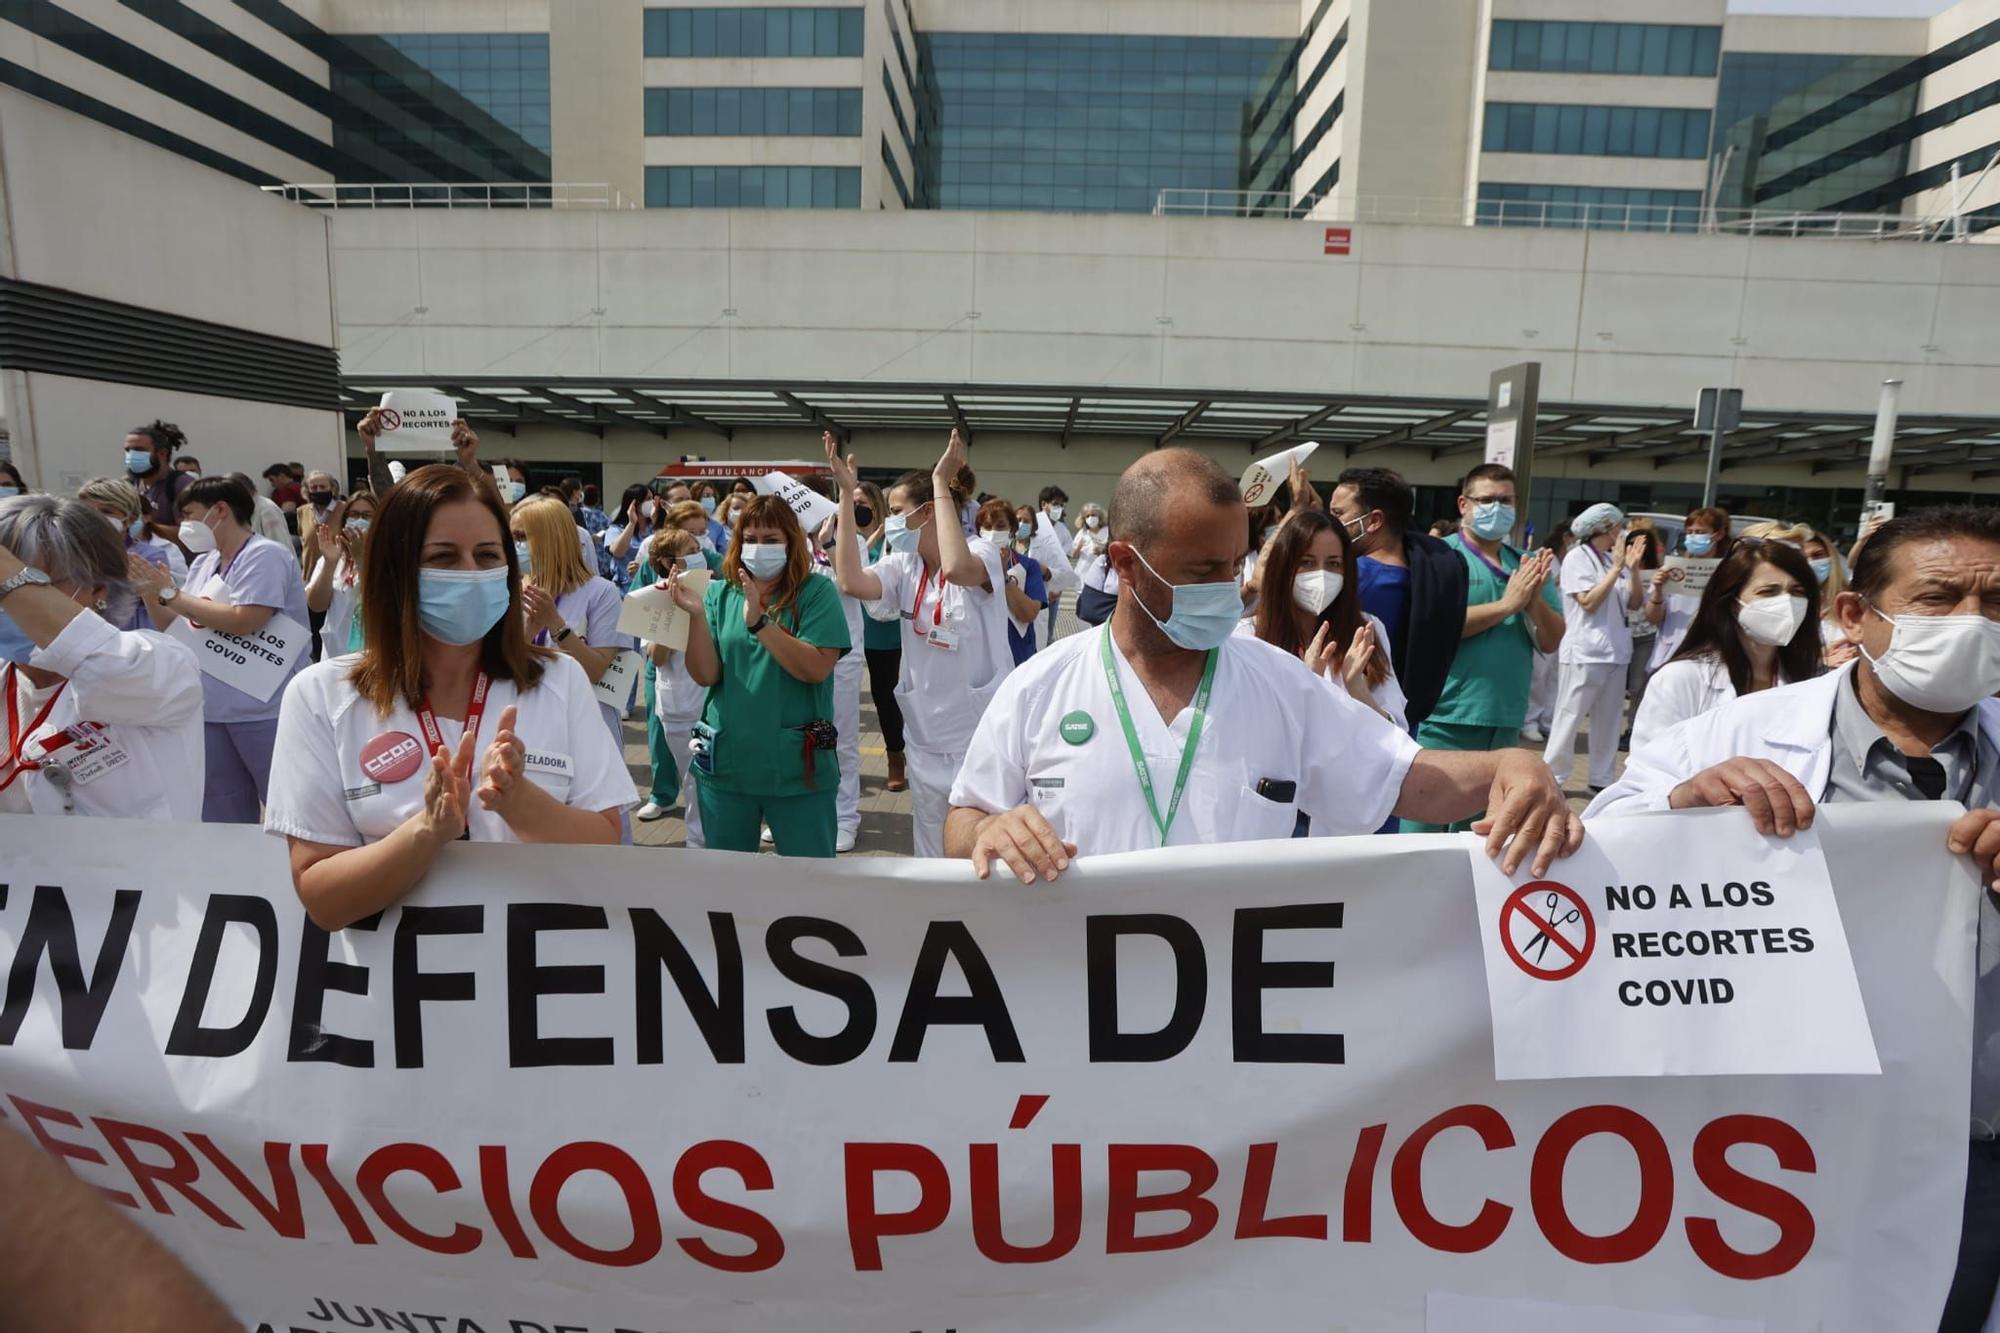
[450,418,480,468]
[520,583,563,638]
[1341,621,1376,693]
[666,567,705,615]
[823,431,859,492]
[1287,456,1323,512]
[742,572,767,626]
[936,426,968,481]
[357,408,382,447]
[1502,553,1547,613]
[316,502,348,562]
[125,553,170,597]
[1303,621,1339,678]
[475,705,526,817]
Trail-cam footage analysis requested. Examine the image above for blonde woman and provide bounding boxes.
[77,478,183,629]
[511,494,633,746]
[635,528,707,847]
[305,491,376,659]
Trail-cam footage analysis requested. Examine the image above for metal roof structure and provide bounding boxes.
[338,376,2000,479]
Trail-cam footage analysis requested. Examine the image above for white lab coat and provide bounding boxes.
[1587,662,2000,818]
[10,611,205,819]
[1627,655,1741,757]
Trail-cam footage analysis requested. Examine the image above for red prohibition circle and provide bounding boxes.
[1499,880,1595,982]
[378,407,403,432]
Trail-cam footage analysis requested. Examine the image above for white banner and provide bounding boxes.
[592,648,644,713]
[1033,511,1079,594]
[0,807,1974,1332]
[373,391,459,454]
[616,570,710,651]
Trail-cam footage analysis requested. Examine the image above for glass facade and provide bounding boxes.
[645,165,862,208]
[1482,103,1711,159]
[1239,3,1347,213]
[644,8,864,58]
[1711,53,1921,213]
[374,35,551,152]
[1489,22,1720,78]
[1477,182,1704,231]
[330,35,552,182]
[643,87,862,136]
[924,32,1293,213]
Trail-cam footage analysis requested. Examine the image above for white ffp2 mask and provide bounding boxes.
[1735,594,1807,648]
[1861,606,2000,714]
[1292,570,1344,616]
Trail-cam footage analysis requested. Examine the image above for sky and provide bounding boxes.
[1727,0,1951,13]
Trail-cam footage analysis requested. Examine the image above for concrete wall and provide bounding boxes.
[0,87,344,486]
[327,204,2000,494]
[553,0,646,205]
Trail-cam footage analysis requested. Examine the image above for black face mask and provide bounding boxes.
[854,505,875,528]
[308,491,334,508]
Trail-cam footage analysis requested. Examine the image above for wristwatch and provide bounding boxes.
[747,614,770,636]
[0,566,51,603]
[157,583,181,605]
[554,626,575,644]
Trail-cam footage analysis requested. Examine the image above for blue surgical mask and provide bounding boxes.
[1809,557,1833,583]
[1129,547,1242,651]
[503,481,526,505]
[1684,532,1715,556]
[1468,501,1516,541]
[344,517,370,533]
[700,496,718,516]
[514,540,534,573]
[0,609,35,665]
[127,517,146,542]
[0,486,19,499]
[417,566,512,646]
[741,542,787,581]
[1015,521,1032,541]
[883,512,921,554]
[125,449,154,476]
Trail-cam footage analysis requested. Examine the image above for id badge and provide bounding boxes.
[41,724,131,786]
[927,626,961,651]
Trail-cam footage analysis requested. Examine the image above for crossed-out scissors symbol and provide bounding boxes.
[1524,891,1580,965]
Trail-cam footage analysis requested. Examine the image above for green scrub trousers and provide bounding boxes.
[698,784,838,858]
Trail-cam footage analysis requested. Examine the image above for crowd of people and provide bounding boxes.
[6,412,2000,1324]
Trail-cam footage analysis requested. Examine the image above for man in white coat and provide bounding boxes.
[1585,506,2000,1333]
[944,448,1583,883]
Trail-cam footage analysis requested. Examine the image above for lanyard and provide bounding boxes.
[1452,533,1511,580]
[0,665,68,794]
[414,670,491,786]
[911,563,944,629]
[1099,630,1217,847]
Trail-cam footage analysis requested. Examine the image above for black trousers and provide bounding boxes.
[864,647,905,755]
[1941,1141,2000,1331]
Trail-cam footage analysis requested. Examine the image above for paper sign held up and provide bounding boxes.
[1664,555,1721,597]
[593,649,644,712]
[617,569,711,651]
[1240,441,1320,508]
[755,471,838,535]
[373,391,459,454]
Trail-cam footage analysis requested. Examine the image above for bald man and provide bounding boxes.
[945,449,1582,882]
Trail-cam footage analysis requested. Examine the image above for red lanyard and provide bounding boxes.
[0,665,68,794]
[910,564,944,630]
[414,670,490,784]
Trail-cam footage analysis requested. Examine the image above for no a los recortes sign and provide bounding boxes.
[1473,811,1881,1080]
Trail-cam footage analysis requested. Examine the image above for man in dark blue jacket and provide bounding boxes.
[1330,466,1469,728]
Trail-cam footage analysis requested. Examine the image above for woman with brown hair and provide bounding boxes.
[1627,537,1822,755]
[634,528,708,842]
[265,464,635,930]
[664,492,850,855]
[303,489,377,658]
[1248,510,1407,729]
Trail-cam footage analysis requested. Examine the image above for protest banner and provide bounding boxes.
[755,471,837,534]
[169,612,308,703]
[592,649,643,713]
[1663,556,1721,597]
[0,805,1974,1332]
[1033,511,1079,593]
[371,392,459,454]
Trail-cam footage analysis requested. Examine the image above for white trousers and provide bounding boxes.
[835,649,863,836]
[1526,650,1558,730]
[905,743,966,859]
[662,713,705,850]
[1542,660,1624,790]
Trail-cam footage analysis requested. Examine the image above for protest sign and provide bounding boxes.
[371,391,458,454]
[1033,510,1079,592]
[756,471,837,535]
[0,805,1972,1332]
[1240,440,1319,508]
[170,612,307,703]
[616,569,710,650]
[1664,556,1721,596]
[1473,812,1879,1078]
[592,648,643,713]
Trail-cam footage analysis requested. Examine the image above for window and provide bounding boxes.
[1489,20,1719,77]
[1482,103,1712,159]
[643,87,864,137]
[333,33,553,179]
[1477,182,1704,232]
[645,165,862,207]
[644,7,863,58]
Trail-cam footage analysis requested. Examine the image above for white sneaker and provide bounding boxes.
[1520,725,1547,743]
[836,827,857,853]
[635,801,668,821]
[760,824,775,845]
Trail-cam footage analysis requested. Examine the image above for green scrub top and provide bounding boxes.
[700,575,851,797]
[863,534,900,652]
[1426,536,1563,731]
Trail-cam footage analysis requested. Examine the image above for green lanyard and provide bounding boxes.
[1099,629,1218,847]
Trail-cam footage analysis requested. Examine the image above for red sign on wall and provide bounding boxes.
[1323,226,1352,256]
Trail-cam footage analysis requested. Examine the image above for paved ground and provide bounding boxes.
[620,607,1627,855]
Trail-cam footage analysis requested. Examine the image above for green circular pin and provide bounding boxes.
[1059,710,1095,745]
